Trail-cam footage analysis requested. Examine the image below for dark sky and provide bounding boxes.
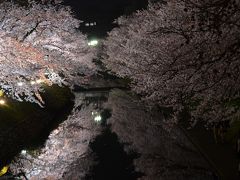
[63,0,148,37]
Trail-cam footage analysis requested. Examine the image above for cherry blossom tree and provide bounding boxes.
[10,92,102,179]
[103,0,240,126]
[0,0,96,106]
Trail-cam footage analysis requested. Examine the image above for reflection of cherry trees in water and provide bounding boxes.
[8,92,100,178]
[7,88,141,179]
[0,85,74,169]
[4,88,218,179]
[77,91,143,180]
[86,128,144,180]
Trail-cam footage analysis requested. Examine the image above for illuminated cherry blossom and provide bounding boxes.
[0,1,96,105]
[103,0,240,126]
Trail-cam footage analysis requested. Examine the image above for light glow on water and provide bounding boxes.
[94,115,102,122]
[92,111,102,122]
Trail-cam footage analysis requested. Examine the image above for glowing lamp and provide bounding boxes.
[88,40,98,46]
[21,149,27,155]
[17,82,24,86]
[30,81,36,85]
[0,99,5,105]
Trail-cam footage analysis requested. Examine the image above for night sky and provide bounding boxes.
[63,0,148,37]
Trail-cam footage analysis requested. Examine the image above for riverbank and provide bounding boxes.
[1,75,217,179]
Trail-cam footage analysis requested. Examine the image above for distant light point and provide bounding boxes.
[30,81,36,85]
[88,40,98,46]
[17,82,24,86]
[21,150,27,155]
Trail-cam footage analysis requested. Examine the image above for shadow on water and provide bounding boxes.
[86,128,144,180]
[86,107,144,180]
[0,85,74,168]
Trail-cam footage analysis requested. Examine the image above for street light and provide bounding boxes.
[88,40,98,46]
[17,82,24,86]
[20,149,27,155]
[30,81,36,85]
[0,99,5,105]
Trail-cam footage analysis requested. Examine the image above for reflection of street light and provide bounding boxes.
[36,79,44,84]
[94,115,102,122]
[88,40,98,46]
[92,111,102,122]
